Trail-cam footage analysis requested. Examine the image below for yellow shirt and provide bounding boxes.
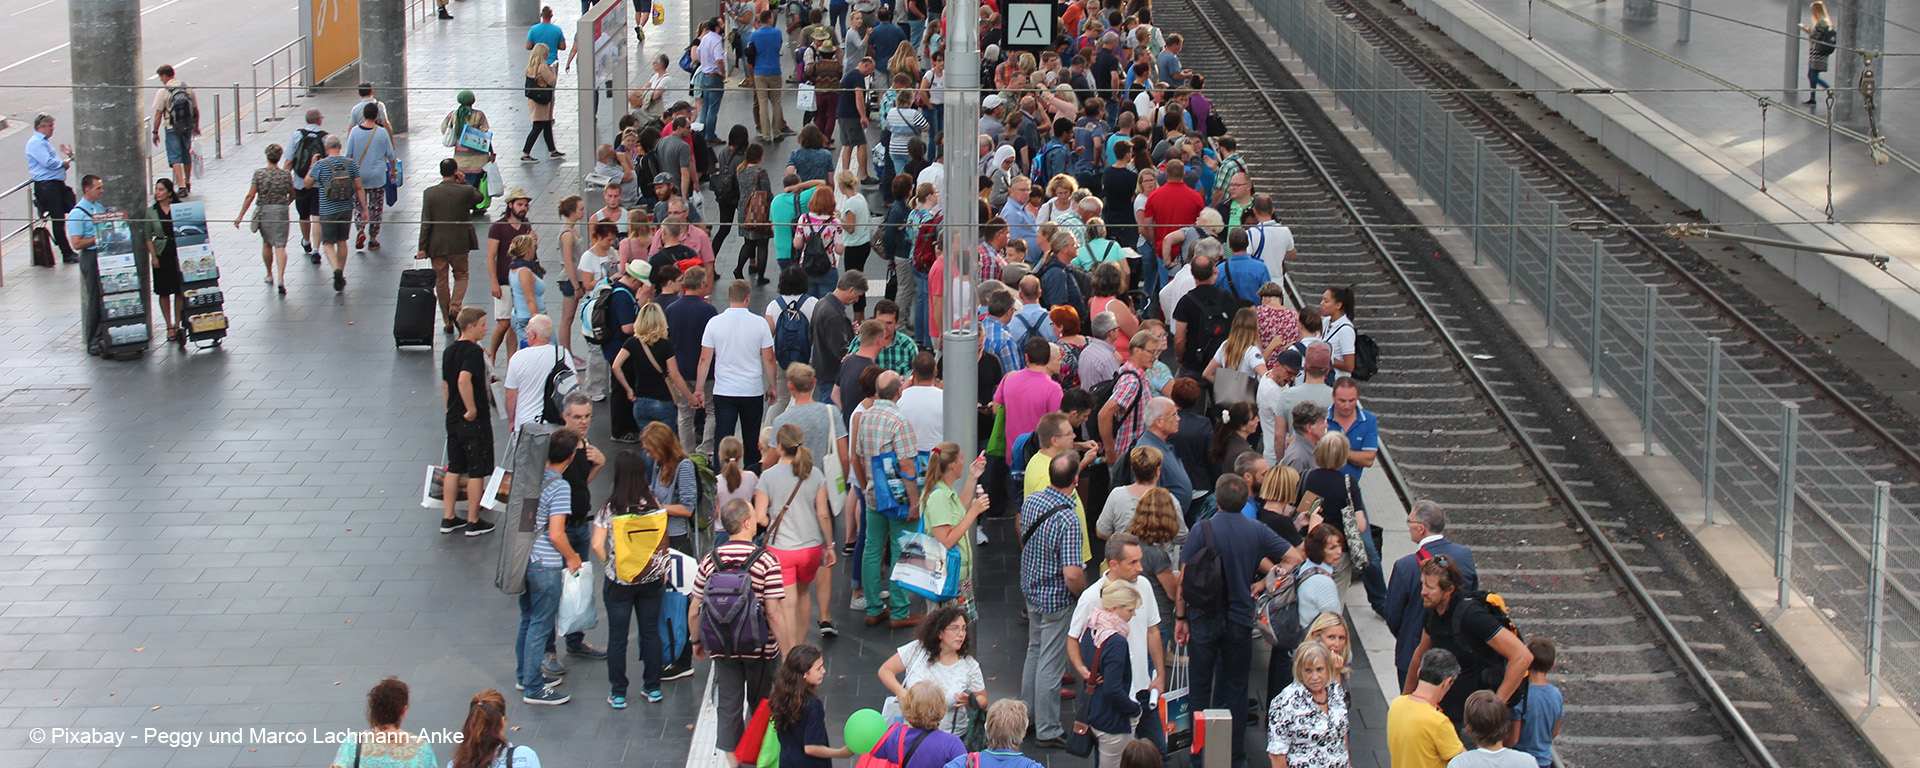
[1387,694,1463,768]
[1024,451,1092,564]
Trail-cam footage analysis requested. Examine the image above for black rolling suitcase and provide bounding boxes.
[395,268,436,347]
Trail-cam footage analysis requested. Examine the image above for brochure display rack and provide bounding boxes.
[91,215,148,359]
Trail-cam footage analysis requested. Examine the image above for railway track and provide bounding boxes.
[1154,0,1892,764]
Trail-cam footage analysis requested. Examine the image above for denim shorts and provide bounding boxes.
[557,279,576,299]
[164,130,192,166]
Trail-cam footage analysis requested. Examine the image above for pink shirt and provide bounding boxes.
[648,224,716,265]
[993,368,1065,458]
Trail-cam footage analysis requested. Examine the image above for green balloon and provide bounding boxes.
[843,708,887,754]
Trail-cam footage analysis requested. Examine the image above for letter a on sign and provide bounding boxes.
[1005,1,1054,48]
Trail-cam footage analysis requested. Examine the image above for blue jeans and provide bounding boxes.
[516,564,566,691]
[1188,614,1253,768]
[163,129,192,166]
[807,267,837,299]
[906,19,926,56]
[912,269,931,348]
[697,73,726,140]
[633,396,677,428]
[921,108,943,160]
[604,578,665,697]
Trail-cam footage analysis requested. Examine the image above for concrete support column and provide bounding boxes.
[69,0,147,353]
[361,0,409,134]
[1623,0,1657,23]
[509,0,539,27]
[1833,0,1885,128]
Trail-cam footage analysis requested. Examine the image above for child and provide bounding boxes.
[1450,690,1533,767]
[715,436,760,515]
[769,644,853,768]
[1510,638,1563,767]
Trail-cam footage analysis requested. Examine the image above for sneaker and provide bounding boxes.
[355,232,366,250]
[308,250,321,264]
[591,392,608,402]
[608,694,628,709]
[543,654,569,677]
[861,177,881,187]
[549,150,567,159]
[521,154,537,163]
[522,686,570,705]
[332,269,345,291]
[464,519,496,537]
[849,594,868,612]
[437,8,453,18]
[659,660,694,681]
[819,620,838,638]
[642,688,664,703]
[439,517,464,534]
[568,642,609,660]
[1032,737,1067,750]
[612,433,640,444]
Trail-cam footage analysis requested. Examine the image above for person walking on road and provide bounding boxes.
[234,143,295,292]
[25,114,78,264]
[150,65,200,199]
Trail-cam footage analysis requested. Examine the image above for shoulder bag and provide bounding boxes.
[1063,640,1100,757]
[1340,473,1370,571]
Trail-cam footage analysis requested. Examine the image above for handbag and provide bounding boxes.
[796,82,818,112]
[1212,366,1256,406]
[1063,641,1101,758]
[889,514,960,602]
[1340,473,1370,571]
[441,114,461,147]
[868,452,912,520]
[962,702,988,751]
[825,407,849,517]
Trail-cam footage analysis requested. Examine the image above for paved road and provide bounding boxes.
[0,0,298,200]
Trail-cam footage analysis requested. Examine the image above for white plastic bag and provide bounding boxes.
[556,566,599,637]
[483,161,505,196]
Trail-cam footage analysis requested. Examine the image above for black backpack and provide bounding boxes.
[1814,26,1838,57]
[525,74,554,105]
[799,226,832,277]
[290,128,328,178]
[773,296,812,367]
[1448,590,1526,699]
[1351,333,1380,381]
[1181,519,1229,613]
[1190,290,1245,369]
[165,85,196,132]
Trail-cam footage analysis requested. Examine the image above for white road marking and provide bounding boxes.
[10,0,59,17]
[0,1,196,76]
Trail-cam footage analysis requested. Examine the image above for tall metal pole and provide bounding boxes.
[1867,480,1891,712]
[1702,337,1721,525]
[361,0,409,134]
[1589,241,1602,393]
[1471,139,1484,266]
[70,0,147,355]
[1774,401,1800,609]
[940,0,982,466]
[1783,2,1804,102]
[1505,167,1518,303]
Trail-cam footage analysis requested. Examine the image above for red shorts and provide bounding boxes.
[769,545,824,587]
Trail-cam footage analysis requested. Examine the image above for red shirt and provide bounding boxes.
[1141,182,1205,260]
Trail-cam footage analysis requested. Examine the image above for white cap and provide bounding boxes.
[982,94,1005,110]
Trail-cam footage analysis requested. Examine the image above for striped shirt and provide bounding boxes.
[980,316,1022,375]
[691,541,787,658]
[530,469,570,568]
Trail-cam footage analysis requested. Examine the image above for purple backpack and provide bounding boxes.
[699,543,774,657]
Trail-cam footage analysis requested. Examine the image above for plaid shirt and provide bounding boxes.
[847,331,920,375]
[1019,486,1084,613]
[1106,362,1151,455]
[981,316,1022,374]
[853,399,917,506]
[979,243,1006,283]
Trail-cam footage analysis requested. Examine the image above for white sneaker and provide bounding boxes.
[849,594,868,612]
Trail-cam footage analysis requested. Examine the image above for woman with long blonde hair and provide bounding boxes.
[888,40,921,80]
[1797,2,1836,106]
[521,45,561,161]
[1204,306,1268,382]
[754,423,836,646]
[612,302,692,433]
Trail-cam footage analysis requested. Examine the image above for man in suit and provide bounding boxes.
[1383,499,1478,688]
[418,158,485,332]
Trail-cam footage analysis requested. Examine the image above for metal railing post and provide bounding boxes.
[1702,337,1721,525]
[1590,240,1603,390]
[213,95,222,159]
[1545,214,1559,346]
[268,57,277,114]
[1505,167,1519,301]
[251,71,260,134]
[1641,284,1656,453]
[1774,400,1800,610]
[1442,110,1454,205]
[1416,97,1429,195]
[1867,479,1890,713]
[1471,139,1484,263]
[233,84,242,145]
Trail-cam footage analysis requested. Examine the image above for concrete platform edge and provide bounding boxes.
[1400,0,1920,370]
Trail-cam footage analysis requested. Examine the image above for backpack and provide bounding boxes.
[1255,562,1330,649]
[165,84,196,132]
[799,224,832,276]
[694,135,717,180]
[1071,121,1107,176]
[321,157,355,202]
[1448,590,1525,694]
[1190,290,1245,369]
[1205,111,1228,138]
[910,211,943,273]
[580,280,630,345]
[691,453,719,532]
[697,542,776,657]
[1351,333,1380,381]
[608,508,670,583]
[1030,142,1069,188]
[290,128,328,179]
[1180,519,1229,613]
[1013,312,1048,365]
[525,74,554,105]
[711,148,740,200]
[742,167,773,234]
[1813,25,1838,57]
[540,345,580,424]
[773,296,812,367]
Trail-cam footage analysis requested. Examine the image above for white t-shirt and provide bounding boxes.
[1256,375,1286,464]
[504,344,575,429]
[896,384,945,452]
[1247,221,1294,283]
[764,295,820,326]
[1323,315,1356,380]
[579,245,611,284]
[702,306,776,397]
[1067,572,1163,696]
[916,163,946,198]
[1212,343,1264,377]
[1158,265,1195,325]
[895,640,987,733]
[839,192,875,247]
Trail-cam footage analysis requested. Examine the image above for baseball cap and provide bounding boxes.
[982,94,1004,111]
[653,172,674,185]
[1276,348,1305,374]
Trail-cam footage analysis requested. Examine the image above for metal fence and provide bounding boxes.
[1248,0,1918,713]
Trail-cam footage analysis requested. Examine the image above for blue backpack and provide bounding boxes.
[1013,312,1048,365]
[1030,142,1070,188]
[773,296,812,367]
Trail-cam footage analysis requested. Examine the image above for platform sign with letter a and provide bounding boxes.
[1004,1,1055,52]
